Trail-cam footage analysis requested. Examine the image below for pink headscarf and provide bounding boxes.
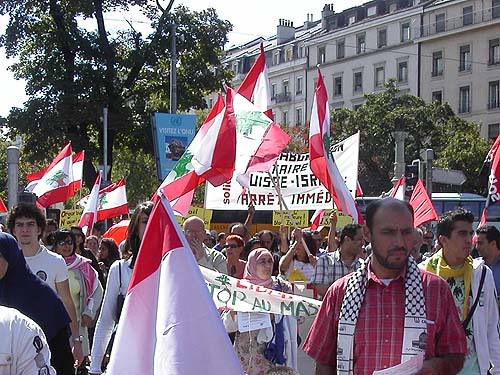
[64,254,98,305]
[243,248,274,288]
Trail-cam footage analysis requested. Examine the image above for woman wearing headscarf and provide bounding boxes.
[0,232,74,374]
[89,201,153,375]
[52,230,104,374]
[71,226,105,287]
[223,248,298,375]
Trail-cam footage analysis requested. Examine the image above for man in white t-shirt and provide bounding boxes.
[7,203,83,369]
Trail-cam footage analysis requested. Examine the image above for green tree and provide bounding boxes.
[0,0,233,189]
[331,80,489,195]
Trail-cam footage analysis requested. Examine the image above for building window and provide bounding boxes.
[337,41,345,59]
[318,46,326,64]
[489,81,500,109]
[296,76,303,95]
[459,45,471,72]
[295,107,303,126]
[432,51,443,77]
[459,86,471,113]
[494,0,500,18]
[436,13,446,33]
[375,66,385,88]
[489,124,500,140]
[432,90,443,103]
[463,6,473,26]
[354,72,363,93]
[357,34,366,54]
[489,39,500,65]
[398,61,408,82]
[273,52,280,65]
[367,5,377,17]
[232,61,239,73]
[283,111,288,125]
[401,22,411,42]
[334,76,343,96]
[271,83,277,98]
[286,47,293,61]
[283,80,289,95]
[298,45,305,58]
[348,15,356,25]
[378,29,387,48]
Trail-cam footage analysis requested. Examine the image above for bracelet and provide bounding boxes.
[72,335,84,343]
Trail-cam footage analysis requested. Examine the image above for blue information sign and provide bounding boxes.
[152,113,196,180]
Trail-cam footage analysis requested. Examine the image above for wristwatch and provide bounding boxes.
[72,335,84,343]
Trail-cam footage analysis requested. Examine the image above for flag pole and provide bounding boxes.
[267,171,311,256]
[274,167,285,227]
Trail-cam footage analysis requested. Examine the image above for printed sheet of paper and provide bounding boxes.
[372,353,424,375]
[237,312,272,333]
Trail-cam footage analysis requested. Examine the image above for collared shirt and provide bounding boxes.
[197,244,227,274]
[310,249,362,286]
[486,257,500,297]
[303,263,466,373]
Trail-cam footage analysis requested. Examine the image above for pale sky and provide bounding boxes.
[0,0,366,118]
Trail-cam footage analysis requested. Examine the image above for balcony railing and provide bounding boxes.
[273,93,291,103]
[419,6,500,38]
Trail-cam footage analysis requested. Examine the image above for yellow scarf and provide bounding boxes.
[425,249,473,320]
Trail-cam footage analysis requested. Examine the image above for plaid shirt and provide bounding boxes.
[310,249,362,286]
[303,264,467,373]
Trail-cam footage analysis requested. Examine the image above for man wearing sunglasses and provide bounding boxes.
[7,203,84,369]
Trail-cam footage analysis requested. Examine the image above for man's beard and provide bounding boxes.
[372,246,409,271]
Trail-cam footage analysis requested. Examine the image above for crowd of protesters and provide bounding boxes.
[2,198,500,374]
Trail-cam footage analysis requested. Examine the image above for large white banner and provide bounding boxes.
[205,132,360,210]
[201,267,321,317]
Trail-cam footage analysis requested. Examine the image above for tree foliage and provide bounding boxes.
[0,0,233,189]
[331,80,489,195]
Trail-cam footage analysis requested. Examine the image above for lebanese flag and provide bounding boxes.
[107,194,243,374]
[237,42,273,119]
[408,179,438,227]
[161,92,236,212]
[309,68,362,224]
[78,172,101,236]
[78,179,129,221]
[310,209,326,230]
[235,44,290,185]
[485,133,500,208]
[390,176,406,201]
[32,143,75,207]
[71,151,85,190]
[0,197,7,213]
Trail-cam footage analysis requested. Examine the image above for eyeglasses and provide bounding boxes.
[225,244,240,249]
[57,240,74,246]
[424,236,434,240]
[185,229,204,236]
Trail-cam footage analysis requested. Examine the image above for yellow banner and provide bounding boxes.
[272,210,308,227]
[320,210,353,228]
[175,206,213,227]
[59,209,83,229]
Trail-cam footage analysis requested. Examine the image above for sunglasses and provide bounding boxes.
[57,240,74,246]
[225,244,240,249]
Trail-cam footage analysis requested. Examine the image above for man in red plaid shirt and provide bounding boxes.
[303,198,466,375]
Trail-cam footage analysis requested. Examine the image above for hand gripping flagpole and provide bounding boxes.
[267,171,312,257]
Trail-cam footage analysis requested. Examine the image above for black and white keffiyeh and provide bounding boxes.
[337,256,427,374]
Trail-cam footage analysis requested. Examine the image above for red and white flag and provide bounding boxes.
[71,151,85,191]
[309,68,362,224]
[0,197,8,214]
[32,143,75,207]
[310,209,326,230]
[78,172,101,236]
[160,92,236,215]
[234,44,290,186]
[390,176,406,201]
[78,178,128,221]
[107,194,243,374]
[408,179,438,227]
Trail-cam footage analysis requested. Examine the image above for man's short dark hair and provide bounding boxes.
[340,224,362,244]
[436,208,474,241]
[365,198,414,232]
[6,203,46,238]
[476,225,500,248]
